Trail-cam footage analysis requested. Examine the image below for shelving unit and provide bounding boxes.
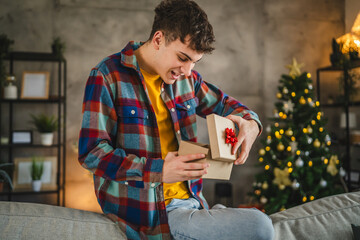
[316,60,360,191]
[0,51,66,206]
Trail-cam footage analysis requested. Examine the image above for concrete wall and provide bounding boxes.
[0,0,348,211]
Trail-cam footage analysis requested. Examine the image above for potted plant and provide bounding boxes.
[51,37,65,59]
[30,157,44,192]
[30,113,58,146]
[0,162,14,192]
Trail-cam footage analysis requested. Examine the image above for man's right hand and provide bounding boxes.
[162,151,209,183]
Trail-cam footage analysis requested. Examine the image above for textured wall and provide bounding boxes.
[0,0,346,211]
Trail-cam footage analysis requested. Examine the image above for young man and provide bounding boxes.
[78,0,274,239]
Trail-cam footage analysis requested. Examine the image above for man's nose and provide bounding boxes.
[181,62,195,76]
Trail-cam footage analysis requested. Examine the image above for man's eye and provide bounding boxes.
[178,56,187,62]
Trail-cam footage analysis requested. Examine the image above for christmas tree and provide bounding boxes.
[250,58,345,214]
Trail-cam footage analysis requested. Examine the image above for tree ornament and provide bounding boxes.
[273,167,292,189]
[282,87,289,94]
[276,92,282,99]
[285,128,293,136]
[286,58,304,77]
[305,151,310,156]
[290,141,298,154]
[307,126,313,134]
[277,142,285,151]
[259,148,266,156]
[325,134,331,142]
[313,139,321,148]
[262,182,269,190]
[272,155,277,160]
[327,155,339,176]
[308,83,313,90]
[283,100,294,113]
[307,137,313,144]
[295,158,304,167]
[292,180,300,189]
[320,179,327,187]
[266,138,272,144]
[299,96,306,105]
[260,196,268,204]
[339,167,346,177]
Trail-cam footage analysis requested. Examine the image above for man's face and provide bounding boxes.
[154,34,203,85]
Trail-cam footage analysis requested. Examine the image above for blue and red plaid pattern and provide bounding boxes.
[78,41,262,240]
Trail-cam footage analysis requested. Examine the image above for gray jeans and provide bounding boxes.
[166,198,274,240]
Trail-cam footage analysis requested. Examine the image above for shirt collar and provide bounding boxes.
[120,41,144,71]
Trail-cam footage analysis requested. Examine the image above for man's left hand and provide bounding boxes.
[226,115,260,165]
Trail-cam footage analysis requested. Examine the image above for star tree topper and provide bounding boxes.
[286,58,304,77]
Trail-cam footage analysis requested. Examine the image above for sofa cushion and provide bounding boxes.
[0,201,127,240]
[270,191,360,240]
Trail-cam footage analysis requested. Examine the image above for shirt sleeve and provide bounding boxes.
[193,71,263,134]
[78,68,163,186]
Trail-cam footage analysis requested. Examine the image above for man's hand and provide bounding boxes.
[162,152,209,183]
[226,115,260,165]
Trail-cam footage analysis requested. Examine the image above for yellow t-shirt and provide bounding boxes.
[140,68,190,206]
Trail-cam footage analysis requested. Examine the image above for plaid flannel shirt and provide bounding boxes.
[78,41,262,240]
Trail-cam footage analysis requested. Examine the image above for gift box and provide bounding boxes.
[178,114,238,180]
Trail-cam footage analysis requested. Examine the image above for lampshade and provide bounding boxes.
[337,12,360,54]
[340,112,357,129]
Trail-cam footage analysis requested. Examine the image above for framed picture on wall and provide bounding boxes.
[12,156,57,191]
[20,71,50,99]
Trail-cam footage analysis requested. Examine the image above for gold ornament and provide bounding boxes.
[276,92,282,99]
[307,126,313,134]
[285,128,293,136]
[273,167,292,189]
[262,182,269,190]
[286,58,304,77]
[313,139,321,148]
[327,155,339,176]
[277,143,285,151]
[299,96,306,105]
[259,148,266,156]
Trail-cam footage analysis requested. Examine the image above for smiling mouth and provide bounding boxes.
[171,70,180,80]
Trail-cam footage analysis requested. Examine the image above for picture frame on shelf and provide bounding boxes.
[20,71,50,99]
[11,130,32,144]
[13,156,57,191]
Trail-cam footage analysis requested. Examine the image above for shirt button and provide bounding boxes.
[187,105,191,109]
[171,108,175,112]
[125,181,128,185]
[177,130,180,135]
[151,183,156,188]
[131,110,135,115]
[146,115,149,119]
[161,88,165,92]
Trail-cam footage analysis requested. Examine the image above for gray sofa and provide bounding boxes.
[0,191,359,240]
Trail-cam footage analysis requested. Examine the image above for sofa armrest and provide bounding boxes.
[270,191,360,240]
[0,201,127,240]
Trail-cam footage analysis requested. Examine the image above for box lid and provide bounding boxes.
[206,114,237,161]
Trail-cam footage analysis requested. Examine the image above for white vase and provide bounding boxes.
[40,133,54,146]
[32,180,42,192]
[4,85,17,99]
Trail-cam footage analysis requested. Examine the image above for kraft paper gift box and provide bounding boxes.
[178,114,238,180]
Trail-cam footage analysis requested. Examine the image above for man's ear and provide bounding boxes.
[152,31,164,50]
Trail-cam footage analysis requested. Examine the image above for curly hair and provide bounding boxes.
[149,0,215,54]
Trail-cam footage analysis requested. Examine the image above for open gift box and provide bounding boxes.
[178,114,238,180]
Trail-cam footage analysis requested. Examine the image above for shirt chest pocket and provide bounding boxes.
[175,97,198,118]
[116,106,152,150]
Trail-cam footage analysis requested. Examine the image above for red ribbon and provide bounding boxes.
[225,128,238,147]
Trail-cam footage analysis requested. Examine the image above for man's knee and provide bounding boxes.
[249,210,274,240]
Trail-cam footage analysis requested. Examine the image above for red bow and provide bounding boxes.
[225,128,238,147]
